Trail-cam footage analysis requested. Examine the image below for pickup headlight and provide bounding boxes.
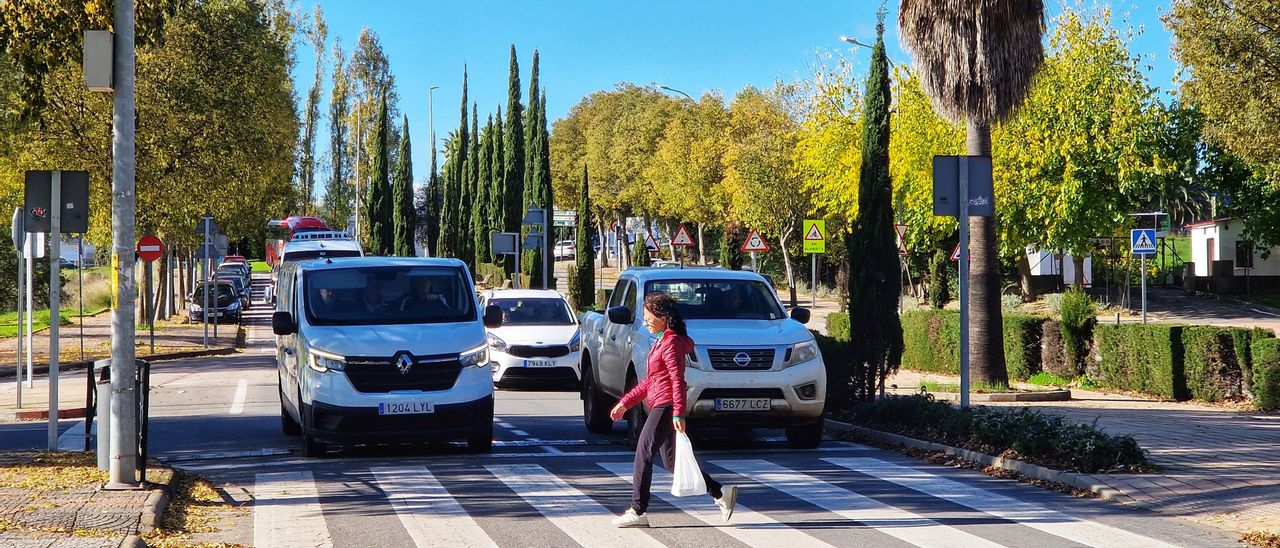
[487,333,508,353]
[460,344,489,368]
[309,347,346,372]
[785,340,820,367]
[569,330,581,352]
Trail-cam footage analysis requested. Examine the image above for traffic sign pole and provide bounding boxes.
[11,208,22,408]
[959,157,970,409]
[48,171,62,451]
[1141,254,1147,324]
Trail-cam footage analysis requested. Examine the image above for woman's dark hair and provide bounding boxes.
[644,292,687,337]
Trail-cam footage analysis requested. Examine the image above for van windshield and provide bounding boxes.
[645,279,786,321]
[304,266,475,325]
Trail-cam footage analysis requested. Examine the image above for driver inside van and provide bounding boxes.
[314,287,342,316]
[401,276,450,313]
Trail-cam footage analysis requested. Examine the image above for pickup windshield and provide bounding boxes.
[489,298,574,326]
[645,279,786,320]
[304,265,475,325]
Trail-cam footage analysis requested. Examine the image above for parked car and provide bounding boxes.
[554,240,576,261]
[272,256,503,456]
[480,289,581,387]
[579,267,824,448]
[188,280,242,323]
[222,255,248,264]
[216,274,252,310]
[219,261,252,278]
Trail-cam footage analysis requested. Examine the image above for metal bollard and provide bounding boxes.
[94,359,111,471]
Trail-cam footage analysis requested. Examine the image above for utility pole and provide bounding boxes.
[107,0,139,488]
[354,102,363,241]
[428,85,438,257]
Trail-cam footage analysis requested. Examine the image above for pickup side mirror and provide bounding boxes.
[607,306,634,325]
[483,304,503,328]
[790,307,811,325]
[271,311,297,336]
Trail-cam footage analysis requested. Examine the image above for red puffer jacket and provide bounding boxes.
[620,330,695,418]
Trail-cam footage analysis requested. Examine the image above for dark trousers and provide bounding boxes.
[631,405,722,514]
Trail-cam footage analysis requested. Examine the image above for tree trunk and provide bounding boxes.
[596,220,609,269]
[617,212,630,270]
[697,223,706,265]
[780,230,796,307]
[1017,252,1037,301]
[967,121,1008,386]
[666,220,677,260]
[1072,254,1086,290]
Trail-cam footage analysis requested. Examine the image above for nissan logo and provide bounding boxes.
[733,352,751,367]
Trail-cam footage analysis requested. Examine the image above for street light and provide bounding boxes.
[428,84,439,159]
[839,35,896,68]
[658,85,695,102]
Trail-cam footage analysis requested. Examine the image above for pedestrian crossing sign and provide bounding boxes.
[741,229,770,253]
[1131,229,1157,255]
[803,220,825,254]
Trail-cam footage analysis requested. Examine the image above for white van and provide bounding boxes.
[273,257,502,456]
[267,231,362,304]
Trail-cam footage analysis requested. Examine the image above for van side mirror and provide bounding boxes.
[484,304,503,328]
[272,311,297,335]
[607,306,634,325]
[790,307,811,325]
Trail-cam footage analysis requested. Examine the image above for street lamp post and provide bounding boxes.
[840,36,897,68]
[428,84,438,256]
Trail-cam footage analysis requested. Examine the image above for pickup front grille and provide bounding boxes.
[507,345,571,358]
[343,354,463,393]
[707,349,775,370]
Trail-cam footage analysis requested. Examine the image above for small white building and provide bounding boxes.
[1026,247,1092,287]
[1187,218,1280,276]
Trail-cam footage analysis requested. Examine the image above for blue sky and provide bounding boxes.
[294,1,1181,192]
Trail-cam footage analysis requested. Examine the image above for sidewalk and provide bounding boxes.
[886,368,1280,533]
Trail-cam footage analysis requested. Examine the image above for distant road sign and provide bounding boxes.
[741,229,770,253]
[951,243,961,262]
[672,224,695,247]
[137,235,164,262]
[1131,229,1157,255]
[644,232,659,251]
[895,224,908,257]
[803,220,825,254]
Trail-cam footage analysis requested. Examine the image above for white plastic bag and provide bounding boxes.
[671,432,708,497]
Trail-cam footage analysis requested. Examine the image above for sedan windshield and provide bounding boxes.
[489,298,574,326]
[645,279,786,321]
[191,284,237,305]
[304,265,475,325]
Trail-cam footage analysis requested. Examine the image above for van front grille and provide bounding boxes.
[343,354,462,393]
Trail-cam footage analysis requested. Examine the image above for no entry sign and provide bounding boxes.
[137,235,164,262]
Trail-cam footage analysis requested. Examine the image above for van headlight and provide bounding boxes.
[460,344,489,368]
[568,331,581,352]
[309,347,346,372]
[487,333,508,353]
[785,340,819,367]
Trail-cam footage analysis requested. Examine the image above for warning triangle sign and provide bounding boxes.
[644,232,659,250]
[950,244,961,262]
[741,229,770,253]
[804,223,824,241]
[672,224,695,247]
[895,224,909,257]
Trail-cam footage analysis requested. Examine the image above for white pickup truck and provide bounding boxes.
[579,267,827,448]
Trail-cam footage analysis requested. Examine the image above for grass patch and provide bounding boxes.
[917,380,1011,393]
[0,309,74,338]
[143,469,248,548]
[1027,372,1072,387]
[249,260,271,273]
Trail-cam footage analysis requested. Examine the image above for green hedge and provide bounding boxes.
[1251,338,1280,411]
[826,312,851,343]
[1182,327,1251,402]
[899,310,1043,381]
[1093,324,1183,399]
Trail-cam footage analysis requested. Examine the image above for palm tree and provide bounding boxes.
[899,1,1046,385]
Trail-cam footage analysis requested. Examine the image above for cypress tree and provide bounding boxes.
[522,55,543,287]
[573,165,595,309]
[469,104,486,266]
[632,237,651,267]
[719,226,744,270]
[844,14,902,407]
[490,106,505,260]
[392,115,416,256]
[502,45,525,277]
[452,68,471,262]
[537,92,553,286]
[367,94,393,255]
[474,115,493,265]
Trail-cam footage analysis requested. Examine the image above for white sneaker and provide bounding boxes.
[611,508,649,528]
[715,485,738,522]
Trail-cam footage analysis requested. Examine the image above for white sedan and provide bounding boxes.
[553,240,576,261]
[480,289,582,387]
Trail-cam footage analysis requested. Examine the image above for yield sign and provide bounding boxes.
[672,224,696,247]
[741,229,770,253]
[895,224,909,257]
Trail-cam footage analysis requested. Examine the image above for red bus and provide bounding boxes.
[265,216,329,267]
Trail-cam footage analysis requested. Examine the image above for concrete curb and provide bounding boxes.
[139,467,176,536]
[913,389,1072,402]
[0,347,238,380]
[121,534,147,548]
[824,419,1128,501]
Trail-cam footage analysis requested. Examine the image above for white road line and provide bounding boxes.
[486,464,665,548]
[56,421,90,451]
[253,471,333,548]
[714,459,1004,548]
[510,429,531,437]
[599,462,835,548]
[371,466,496,548]
[229,378,248,415]
[827,458,1179,548]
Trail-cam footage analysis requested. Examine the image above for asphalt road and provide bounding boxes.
[0,278,1240,547]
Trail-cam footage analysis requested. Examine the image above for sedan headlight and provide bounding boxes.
[227,300,241,310]
[568,330,581,352]
[785,340,820,367]
[309,347,346,372]
[487,333,508,353]
[460,344,489,368]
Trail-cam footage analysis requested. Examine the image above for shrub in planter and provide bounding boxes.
[1059,289,1096,377]
[1251,338,1280,411]
[1093,324,1184,399]
[1004,315,1045,382]
[1041,319,1067,377]
[1182,327,1248,402]
[928,250,949,309]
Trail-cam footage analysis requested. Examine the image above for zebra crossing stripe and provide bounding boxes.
[254,471,333,548]
[826,458,1179,548]
[598,462,836,548]
[371,466,497,548]
[485,463,665,548]
[713,459,1004,548]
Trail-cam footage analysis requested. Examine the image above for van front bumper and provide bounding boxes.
[303,395,493,444]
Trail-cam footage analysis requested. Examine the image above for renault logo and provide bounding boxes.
[396,354,414,375]
[733,352,751,367]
